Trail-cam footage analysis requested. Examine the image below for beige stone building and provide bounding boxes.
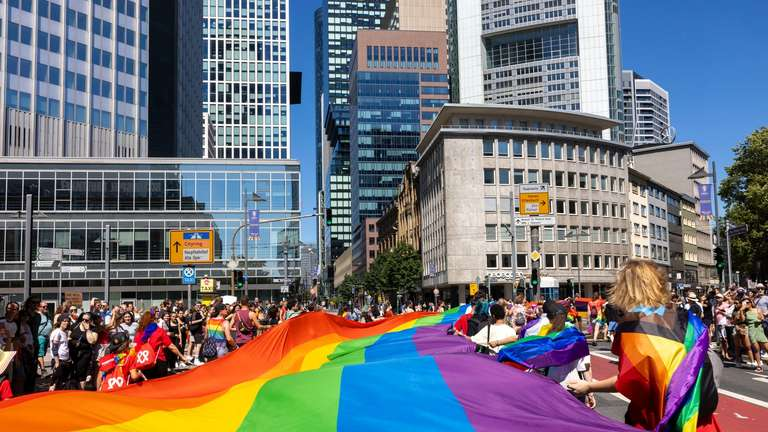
[377,162,421,254]
[417,104,631,304]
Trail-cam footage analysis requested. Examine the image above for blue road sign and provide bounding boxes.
[184,231,210,240]
[181,266,196,284]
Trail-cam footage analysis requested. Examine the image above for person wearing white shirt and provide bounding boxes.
[471,304,518,354]
[49,316,72,391]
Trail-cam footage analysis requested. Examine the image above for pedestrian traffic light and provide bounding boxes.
[714,247,725,279]
[530,268,540,288]
[235,270,244,289]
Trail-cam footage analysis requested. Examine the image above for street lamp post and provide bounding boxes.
[565,229,590,297]
[243,192,265,299]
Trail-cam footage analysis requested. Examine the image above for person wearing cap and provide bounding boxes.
[755,284,768,315]
[684,291,703,318]
[0,350,14,401]
[96,333,144,391]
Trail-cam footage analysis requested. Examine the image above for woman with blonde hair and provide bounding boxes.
[568,260,721,432]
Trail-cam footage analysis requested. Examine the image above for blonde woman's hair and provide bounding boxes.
[608,259,670,310]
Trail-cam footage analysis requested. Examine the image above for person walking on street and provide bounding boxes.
[231,298,259,347]
[744,300,768,373]
[202,304,235,361]
[48,316,73,391]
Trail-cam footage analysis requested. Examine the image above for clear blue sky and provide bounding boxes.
[290,1,768,242]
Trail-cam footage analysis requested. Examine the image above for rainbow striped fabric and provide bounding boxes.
[0,307,635,431]
[612,308,717,432]
[497,325,589,370]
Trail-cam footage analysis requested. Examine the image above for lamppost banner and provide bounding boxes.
[697,184,713,216]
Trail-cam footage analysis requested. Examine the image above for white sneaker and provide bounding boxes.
[193,359,203,366]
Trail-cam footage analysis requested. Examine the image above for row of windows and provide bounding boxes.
[366,45,440,70]
[0,171,299,213]
[634,244,669,261]
[483,167,625,193]
[482,138,625,167]
[487,253,629,270]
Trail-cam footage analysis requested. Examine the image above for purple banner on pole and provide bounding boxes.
[698,184,713,216]
[248,209,260,239]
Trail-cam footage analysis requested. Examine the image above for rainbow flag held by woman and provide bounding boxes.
[497,325,589,370]
[0,307,636,431]
[612,308,719,432]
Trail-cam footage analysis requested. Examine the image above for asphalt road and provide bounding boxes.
[588,340,768,432]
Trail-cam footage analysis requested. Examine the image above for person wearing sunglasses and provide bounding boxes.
[68,313,98,390]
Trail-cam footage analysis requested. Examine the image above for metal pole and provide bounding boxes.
[58,266,63,304]
[711,161,722,290]
[187,284,192,307]
[23,194,33,299]
[726,221,733,288]
[243,194,249,299]
[318,190,325,298]
[104,224,111,303]
[284,240,289,299]
[531,226,540,300]
[576,234,582,298]
[509,190,518,291]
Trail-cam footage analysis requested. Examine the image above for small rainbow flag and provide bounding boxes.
[497,326,589,370]
[0,307,635,431]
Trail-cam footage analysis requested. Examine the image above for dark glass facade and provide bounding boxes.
[351,71,446,222]
[0,159,301,303]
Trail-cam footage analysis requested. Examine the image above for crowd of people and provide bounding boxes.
[1,266,766,432]
[0,296,329,399]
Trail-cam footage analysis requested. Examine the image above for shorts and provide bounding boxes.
[593,319,606,326]
[37,335,49,357]
[607,321,618,332]
[193,332,204,344]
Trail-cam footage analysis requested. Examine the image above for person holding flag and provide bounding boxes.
[568,260,720,432]
[96,333,144,392]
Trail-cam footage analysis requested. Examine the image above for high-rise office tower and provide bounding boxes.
[448,0,623,140]
[148,0,203,157]
[316,1,388,260]
[622,70,670,146]
[381,0,447,32]
[349,29,449,224]
[203,0,290,159]
[0,0,149,157]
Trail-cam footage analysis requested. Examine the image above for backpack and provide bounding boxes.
[467,312,490,337]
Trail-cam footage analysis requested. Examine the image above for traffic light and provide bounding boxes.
[530,268,540,288]
[325,208,333,222]
[235,270,244,289]
[714,247,726,279]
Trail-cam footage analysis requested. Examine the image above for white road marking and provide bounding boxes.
[590,351,768,408]
[734,413,749,419]
[610,392,630,402]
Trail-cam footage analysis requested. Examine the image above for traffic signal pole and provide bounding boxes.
[726,222,733,288]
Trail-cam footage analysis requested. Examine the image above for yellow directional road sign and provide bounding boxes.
[169,229,215,265]
[519,184,550,216]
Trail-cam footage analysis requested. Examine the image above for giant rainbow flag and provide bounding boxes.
[0,307,636,431]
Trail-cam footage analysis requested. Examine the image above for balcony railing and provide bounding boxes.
[442,123,605,140]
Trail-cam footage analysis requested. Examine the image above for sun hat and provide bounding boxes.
[686,291,699,300]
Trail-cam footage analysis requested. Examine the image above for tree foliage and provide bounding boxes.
[367,244,422,297]
[336,273,363,303]
[720,127,768,281]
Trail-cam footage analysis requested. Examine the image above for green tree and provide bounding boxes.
[336,273,363,303]
[720,127,768,281]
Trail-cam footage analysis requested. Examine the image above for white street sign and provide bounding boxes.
[519,184,548,193]
[63,248,85,256]
[61,266,87,273]
[515,215,557,226]
[34,260,57,268]
[38,247,63,260]
[280,285,290,293]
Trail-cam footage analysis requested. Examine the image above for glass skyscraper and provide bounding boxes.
[315,1,388,260]
[202,0,290,159]
[450,0,623,141]
[0,0,149,157]
[349,30,449,224]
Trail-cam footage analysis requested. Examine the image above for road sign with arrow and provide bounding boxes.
[169,229,215,265]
